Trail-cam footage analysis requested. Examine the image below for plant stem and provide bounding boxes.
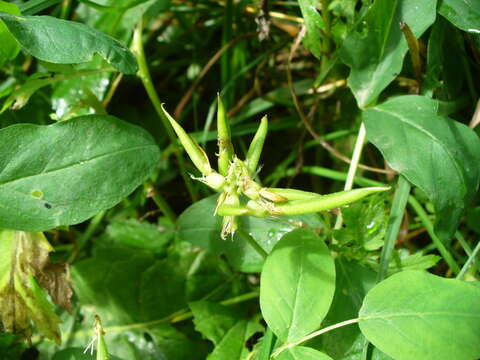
[236,226,268,259]
[272,318,359,358]
[456,240,480,280]
[103,290,259,333]
[334,122,367,229]
[377,176,411,282]
[407,196,460,275]
[144,181,176,223]
[133,20,198,202]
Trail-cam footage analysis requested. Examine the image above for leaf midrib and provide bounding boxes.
[376,107,467,194]
[0,144,156,187]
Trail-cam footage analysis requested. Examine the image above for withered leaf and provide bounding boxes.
[37,262,73,313]
[0,230,61,343]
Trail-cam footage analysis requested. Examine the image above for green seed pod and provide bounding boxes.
[246,200,269,218]
[258,188,288,202]
[217,94,234,176]
[264,188,322,201]
[160,104,212,176]
[217,204,249,216]
[272,187,390,215]
[245,115,268,175]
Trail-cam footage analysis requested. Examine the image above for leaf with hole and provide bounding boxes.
[0,114,160,231]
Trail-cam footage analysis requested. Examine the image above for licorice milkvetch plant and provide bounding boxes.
[160,96,389,239]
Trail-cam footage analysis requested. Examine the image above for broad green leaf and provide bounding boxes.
[298,0,324,59]
[359,271,480,360]
[259,228,335,343]
[424,17,465,98]
[363,95,480,240]
[177,195,324,272]
[339,0,436,107]
[318,260,376,359]
[0,13,138,74]
[207,317,263,360]
[147,323,208,360]
[0,114,160,232]
[190,301,242,346]
[277,346,333,360]
[106,218,172,253]
[72,245,155,325]
[0,1,20,66]
[0,230,61,343]
[438,0,480,34]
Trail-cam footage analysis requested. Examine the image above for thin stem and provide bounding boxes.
[133,20,198,202]
[334,122,367,229]
[376,176,411,282]
[320,0,332,71]
[272,318,360,358]
[236,227,268,259]
[407,196,460,275]
[145,181,176,223]
[456,240,480,280]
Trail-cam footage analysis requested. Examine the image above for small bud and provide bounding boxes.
[217,94,235,176]
[160,104,212,176]
[246,116,268,175]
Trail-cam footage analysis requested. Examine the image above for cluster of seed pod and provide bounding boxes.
[160,96,389,239]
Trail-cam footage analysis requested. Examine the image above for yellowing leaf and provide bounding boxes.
[0,230,61,343]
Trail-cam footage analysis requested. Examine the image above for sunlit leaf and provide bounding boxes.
[0,13,138,74]
[364,95,480,240]
[260,229,335,342]
[0,115,160,231]
[359,271,480,360]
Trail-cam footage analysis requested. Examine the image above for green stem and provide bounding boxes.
[334,122,367,229]
[236,227,268,259]
[456,240,480,280]
[272,318,359,358]
[133,21,198,202]
[319,0,332,72]
[376,176,411,282]
[407,196,460,275]
[144,181,176,223]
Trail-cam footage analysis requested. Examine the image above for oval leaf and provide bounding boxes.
[359,271,480,360]
[0,115,160,231]
[0,13,137,74]
[0,1,20,66]
[277,346,333,360]
[364,95,480,240]
[260,228,335,342]
[177,195,324,273]
[439,0,480,34]
[340,0,437,107]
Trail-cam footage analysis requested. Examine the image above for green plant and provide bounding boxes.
[0,0,479,360]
